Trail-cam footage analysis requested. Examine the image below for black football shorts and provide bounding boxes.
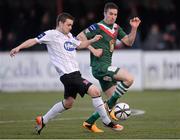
[60,71,92,99]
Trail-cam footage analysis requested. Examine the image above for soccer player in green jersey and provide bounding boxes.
[77,2,141,132]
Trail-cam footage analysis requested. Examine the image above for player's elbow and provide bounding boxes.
[77,32,87,41]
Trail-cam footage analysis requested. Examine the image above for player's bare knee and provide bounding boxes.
[127,74,134,86]
[87,85,101,97]
[64,97,74,109]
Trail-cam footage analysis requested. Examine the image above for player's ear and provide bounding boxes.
[59,21,63,27]
[104,12,106,17]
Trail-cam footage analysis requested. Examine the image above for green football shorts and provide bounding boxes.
[92,65,120,92]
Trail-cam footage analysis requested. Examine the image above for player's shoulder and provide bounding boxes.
[84,23,99,34]
[36,29,58,40]
[88,23,100,31]
[45,29,58,35]
[68,32,77,40]
[37,29,57,37]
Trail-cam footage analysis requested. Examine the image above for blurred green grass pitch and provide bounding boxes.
[0,90,180,139]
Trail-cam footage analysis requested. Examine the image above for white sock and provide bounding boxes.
[43,101,66,124]
[92,96,111,125]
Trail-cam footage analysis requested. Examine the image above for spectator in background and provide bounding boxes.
[157,22,179,50]
[1,0,180,51]
[0,27,3,51]
[5,31,17,50]
[39,11,51,32]
[143,23,162,50]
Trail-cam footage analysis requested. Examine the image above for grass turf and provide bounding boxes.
[0,90,180,139]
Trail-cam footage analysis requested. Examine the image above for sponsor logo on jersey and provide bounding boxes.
[64,41,76,51]
[37,32,46,39]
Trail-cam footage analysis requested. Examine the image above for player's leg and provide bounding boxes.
[84,66,134,125]
[83,86,117,125]
[35,97,74,134]
[83,81,114,125]
[83,84,104,132]
[87,85,111,125]
[87,85,123,131]
[43,97,74,124]
[104,68,134,120]
[35,74,77,134]
[107,68,134,108]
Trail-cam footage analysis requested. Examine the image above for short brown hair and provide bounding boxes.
[56,12,74,26]
[104,2,118,13]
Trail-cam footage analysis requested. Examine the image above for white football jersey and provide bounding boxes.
[35,29,81,76]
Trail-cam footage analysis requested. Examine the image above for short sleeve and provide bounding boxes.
[118,27,127,40]
[35,30,52,44]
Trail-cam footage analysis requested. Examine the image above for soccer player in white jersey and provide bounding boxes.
[10,13,123,134]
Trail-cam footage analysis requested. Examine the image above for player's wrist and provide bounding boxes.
[90,38,96,44]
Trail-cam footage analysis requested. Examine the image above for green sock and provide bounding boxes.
[86,82,128,124]
[86,112,100,124]
[107,92,121,109]
[85,92,121,124]
[107,81,129,109]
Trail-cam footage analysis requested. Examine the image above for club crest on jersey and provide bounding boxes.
[64,41,76,51]
[83,79,90,85]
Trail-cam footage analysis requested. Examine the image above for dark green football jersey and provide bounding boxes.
[83,20,126,70]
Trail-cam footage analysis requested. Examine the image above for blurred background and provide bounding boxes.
[0,0,179,51]
[0,1,180,138]
[0,0,180,91]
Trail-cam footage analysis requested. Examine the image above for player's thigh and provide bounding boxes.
[64,85,77,99]
[99,79,116,92]
[113,68,134,82]
[104,85,116,98]
[76,78,95,97]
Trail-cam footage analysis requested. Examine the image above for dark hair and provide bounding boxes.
[56,12,74,26]
[104,2,118,13]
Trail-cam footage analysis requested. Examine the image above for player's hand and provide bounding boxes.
[130,17,141,28]
[92,48,103,57]
[10,47,20,57]
[92,35,103,42]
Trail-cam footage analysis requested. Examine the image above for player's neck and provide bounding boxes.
[56,27,68,36]
[103,19,113,26]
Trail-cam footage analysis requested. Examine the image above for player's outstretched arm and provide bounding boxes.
[77,32,103,57]
[121,17,141,47]
[10,38,38,57]
[77,34,102,49]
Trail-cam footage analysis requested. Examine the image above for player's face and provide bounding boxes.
[104,8,118,25]
[59,19,73,34]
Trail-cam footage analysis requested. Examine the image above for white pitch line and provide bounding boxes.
[131,109,146,116]
[0,109,145,124]
[0,117,88,124]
